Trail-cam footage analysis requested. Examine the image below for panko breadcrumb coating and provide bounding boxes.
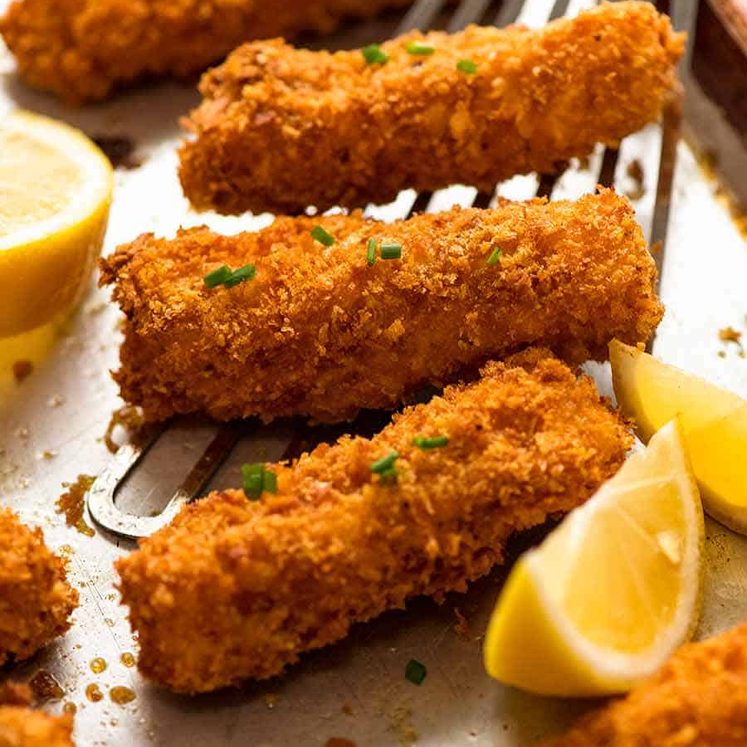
[0,0,413,103]
[117,349,632,693]
[541,622,747,747]
[179,1,683,214]
[0,683,74,747]
[100,189,662,424]
[0,509,78,666]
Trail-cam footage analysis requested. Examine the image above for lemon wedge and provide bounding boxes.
[484,420,703,697]
[610,339,747,534]
[0,110,113,337]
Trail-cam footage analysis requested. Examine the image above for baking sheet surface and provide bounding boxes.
[1,2,746,745]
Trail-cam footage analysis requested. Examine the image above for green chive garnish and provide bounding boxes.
[413,435,448,450]
[224,263,257,287]
[371,451,399,474]
[406,42,435,56]
[405,659,427,685]
[362,44,389,65]
[380,242,402,260]
[456,59,477,74]
[203,264,233,288]
[242,463,264,500]
[379,467,398,485]
[263,470,278,495]
[367,237,377,266]
[241,463,277,500]
[311,225,335,247]
[486,247,502,266]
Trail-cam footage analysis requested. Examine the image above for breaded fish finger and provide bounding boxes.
[541,622,747,747]
[0,509,78,665]
[117,349,632,693]
[179,1,683,214]
[100,189,662,424]
[0,0,412,103]
[0,683,74,747]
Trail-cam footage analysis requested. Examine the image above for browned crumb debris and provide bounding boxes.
[103,405,146,454]
[0,509,78,665]
[28,670,64,703]
[179,2,683,214]
[11,360,33,383]
[92,135,141,170]
[625,159,645,200]
[100,189,662,424]
[719,326,743,344]
[56,475,96,537]
[116,349,632,693]
[541,622,747,747]
[453,607,470,640]
[0,0,413,103]
[326,739,357,747]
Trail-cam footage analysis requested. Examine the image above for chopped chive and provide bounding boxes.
[413,435,449,450]
[311,225,335,247]
[456,59,477,74]
[224,263,257,287]
[362,43,389,65]
[406,42,435,56]
[370,450,399,474]
[405,659,427,685]
[380,242,402,260]
[203,264,233,288]
[263,470,278,495]
[367,237,377,266]
[242,463,265,500]
[486,247,502,266]
[379,466,399,485]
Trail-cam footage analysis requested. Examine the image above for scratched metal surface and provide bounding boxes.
[1,0,747,745]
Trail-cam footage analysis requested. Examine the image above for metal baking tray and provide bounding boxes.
[1,0,746,745]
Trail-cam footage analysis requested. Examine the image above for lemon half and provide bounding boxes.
[0,110,113,337]
[610,339,747,534]
[484,420,703,697]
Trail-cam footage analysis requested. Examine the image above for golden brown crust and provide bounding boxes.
[100,189,662,424]
[0,0,412,103]
[0,708,74,747]
[541,623,747,747]
[179,1,684,214]
[117,349,631,693]
[0,509,78,666]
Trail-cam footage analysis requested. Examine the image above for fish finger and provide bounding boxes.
[179,1,683,214]
[116,349,632,693]
[100,189,662,424]
[0,0,413,103]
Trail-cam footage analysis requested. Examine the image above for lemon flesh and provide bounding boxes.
[610,339,747,534]
[484,420,703,697]
[0,110,113,337]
